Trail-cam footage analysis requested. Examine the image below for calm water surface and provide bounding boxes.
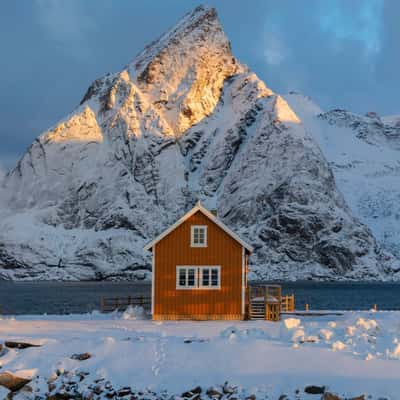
[0,281,400,315]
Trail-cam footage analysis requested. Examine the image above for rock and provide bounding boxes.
[322,393,342,400]
[48,382,56,392]
[71,352,92,361]
[4,341,40,349]
[245,395,256,400]
[182,386,202,397]
[278,395,288,400]
[117,387,132,396]
[349,396,365,400]
[47,393,72,400]
[304,385,325,394]
[206,387,223,399]
[0,372,31,392]
[222,382,236,394]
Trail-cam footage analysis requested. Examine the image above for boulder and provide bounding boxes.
[182,386,202,397]
[4,341,40,349]
[304,385,325,394]
[206,387,223,399]
[0,372,31,392]
[117,387,132,397]
[322,393,342,400]
[71,352,92,361]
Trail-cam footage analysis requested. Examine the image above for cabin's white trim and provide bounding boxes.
[151,244,155,315]
[143,202,253,252]
[190,225,208,247]
[241,247,245,316]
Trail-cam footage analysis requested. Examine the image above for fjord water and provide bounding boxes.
[0,281,400,315]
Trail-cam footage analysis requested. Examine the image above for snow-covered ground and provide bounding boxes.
[1,310,400,399]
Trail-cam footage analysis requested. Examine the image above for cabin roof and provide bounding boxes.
[143,202,254,253]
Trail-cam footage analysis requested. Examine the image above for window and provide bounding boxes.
[176,267,197,289]
[191,225,207,247]
[200,266,221,289]
[176,266,220,289]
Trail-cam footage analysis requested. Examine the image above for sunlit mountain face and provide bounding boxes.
[0,5,399,281]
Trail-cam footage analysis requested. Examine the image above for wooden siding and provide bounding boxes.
[153,211,244,320]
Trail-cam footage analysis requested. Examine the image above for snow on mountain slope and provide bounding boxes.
[382,115,400,127]
[285,93,400,260]
[0,6,398,281]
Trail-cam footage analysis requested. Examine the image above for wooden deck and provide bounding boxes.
[247,285,295,321]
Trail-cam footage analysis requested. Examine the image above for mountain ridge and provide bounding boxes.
[0,6,399,281]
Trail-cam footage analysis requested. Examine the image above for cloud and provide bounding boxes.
[264,32,288,66]
[317,0,383,58]
[34,0,95,60]
[259,0,389,112]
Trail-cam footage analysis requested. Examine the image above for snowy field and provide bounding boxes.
[1,310,400,399]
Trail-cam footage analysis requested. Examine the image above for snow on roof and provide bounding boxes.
[143,201,253,252]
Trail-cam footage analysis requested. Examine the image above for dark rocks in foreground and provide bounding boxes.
[0,369,375,400]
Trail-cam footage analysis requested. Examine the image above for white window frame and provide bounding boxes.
[191,225,208,247]
[176,266,221,290]
[176,266,198,289]
[199,266,221,289]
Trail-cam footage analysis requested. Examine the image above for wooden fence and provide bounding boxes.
[100,296,151,313]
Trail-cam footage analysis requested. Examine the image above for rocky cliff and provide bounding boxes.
[0,6,398,280]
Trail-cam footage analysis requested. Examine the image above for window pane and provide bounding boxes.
[188,268,196,286]
[211,268,219,286]
[202,268,210,286]
[193,228,199,244]
[179,269,186,286]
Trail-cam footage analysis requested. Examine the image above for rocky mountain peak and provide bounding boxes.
[0,7,398,281]
[79,5,243,137]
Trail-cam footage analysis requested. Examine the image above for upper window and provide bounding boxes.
[191,225,207,247]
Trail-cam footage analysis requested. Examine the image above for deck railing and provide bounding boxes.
[100,296,151,313]
[281,294,295,312]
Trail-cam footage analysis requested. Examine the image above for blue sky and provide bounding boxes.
[0,0,398,169]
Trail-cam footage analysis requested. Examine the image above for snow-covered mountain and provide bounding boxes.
[0,6,398,281]
[285,93,400,261]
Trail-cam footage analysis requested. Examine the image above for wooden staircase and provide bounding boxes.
[249,298,265,320]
